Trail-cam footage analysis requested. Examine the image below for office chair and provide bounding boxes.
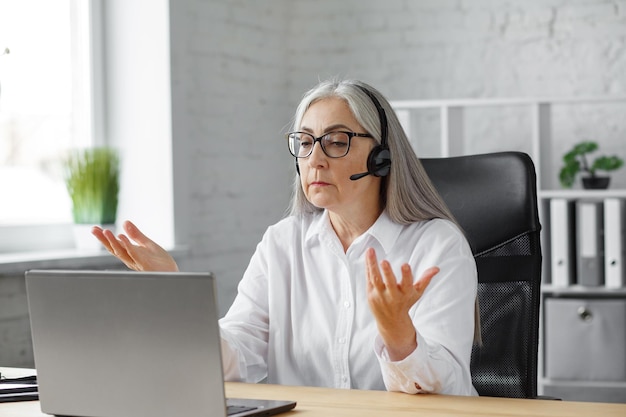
[421,151,542,399]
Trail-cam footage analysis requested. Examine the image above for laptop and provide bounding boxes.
[25,269,296,417]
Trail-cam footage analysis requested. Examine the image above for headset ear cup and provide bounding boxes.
[367,146,391,177]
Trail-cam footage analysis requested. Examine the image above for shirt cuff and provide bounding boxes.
[374,331,432,394]
[220,329,247,382]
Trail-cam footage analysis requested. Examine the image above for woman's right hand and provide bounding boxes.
[92,220,179,272]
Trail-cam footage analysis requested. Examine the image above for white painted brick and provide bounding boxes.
[0,317,34,368]
[407,0,460,12]
[558,2,618,21]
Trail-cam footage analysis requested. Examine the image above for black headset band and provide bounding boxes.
[355,84,388,149]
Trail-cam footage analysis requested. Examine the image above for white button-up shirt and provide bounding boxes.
[219,210,478,395]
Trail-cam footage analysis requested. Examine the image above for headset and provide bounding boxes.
[295,84,391,180]
[349,84,391,180]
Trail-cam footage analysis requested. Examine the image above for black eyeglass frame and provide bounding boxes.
[286,131,373,159]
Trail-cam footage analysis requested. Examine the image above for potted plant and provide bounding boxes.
[63,146,120,249]
[559,141,623,189]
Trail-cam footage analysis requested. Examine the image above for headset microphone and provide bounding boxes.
[350,171,370,181]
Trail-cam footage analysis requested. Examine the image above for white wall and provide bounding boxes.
[169,0,293,314]
[164,0,626,314]
[284,0,626,98]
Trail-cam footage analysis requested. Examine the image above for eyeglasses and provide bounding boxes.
[286,131,373,159]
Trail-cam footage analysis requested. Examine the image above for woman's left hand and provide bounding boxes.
[365,247,439,361]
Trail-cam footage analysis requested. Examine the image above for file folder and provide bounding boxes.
[576,200,604,287]
[604,198,626,288]
[550,199,576,287]
[0,377,38,403]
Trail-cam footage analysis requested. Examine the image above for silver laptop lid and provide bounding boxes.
[26,269,228,417]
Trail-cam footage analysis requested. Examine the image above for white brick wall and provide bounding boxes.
[173,0,625,316]
[172,0,293,314]
[0,275,32,367]
[286,0,626,98]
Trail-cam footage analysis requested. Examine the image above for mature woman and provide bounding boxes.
[93,79,478,396]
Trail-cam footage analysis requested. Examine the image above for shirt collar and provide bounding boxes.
[305,210,333,243]
[364,210,403,253]
[305,209,403,253]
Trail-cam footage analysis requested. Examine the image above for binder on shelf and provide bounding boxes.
[550,199,576,287]
[576,200,604,287]
[604,198,626,288]
[0,376,38,403]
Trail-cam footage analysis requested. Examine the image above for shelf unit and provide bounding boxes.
[390,96,626,403]
[391,96,625,187]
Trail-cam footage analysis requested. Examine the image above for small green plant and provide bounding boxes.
[64,147,120,224]
[559,141,623,188]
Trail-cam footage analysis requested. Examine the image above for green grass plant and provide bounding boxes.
[64,147,120,224]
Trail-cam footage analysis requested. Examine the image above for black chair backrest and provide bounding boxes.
[421,151,542,398]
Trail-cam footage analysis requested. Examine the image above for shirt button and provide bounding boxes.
[343,301,351,308]
[338,337,346,344]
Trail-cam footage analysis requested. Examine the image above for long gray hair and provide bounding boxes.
[287,78,481,344]
[288,78,455,225]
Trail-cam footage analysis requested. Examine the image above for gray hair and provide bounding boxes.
[287,78,456,226]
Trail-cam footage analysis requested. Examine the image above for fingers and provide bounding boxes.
[91,226,123,256]
[105,229,137,267]
[91,224,137,269]
[91,226,113,252]
[366,248,385,292]
[365,247,439,298]
[413,266,440,294]
[92,221,176,272]
[124,220,156,248]
[366,249,404,295]
[379,259,399,291]
[400,263,413,289]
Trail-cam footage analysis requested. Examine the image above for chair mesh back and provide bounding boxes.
[470,231,541,398]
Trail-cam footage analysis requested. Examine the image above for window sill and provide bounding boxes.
[0,246,189,275]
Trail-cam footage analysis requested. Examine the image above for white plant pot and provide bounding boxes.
[73,223,115,251]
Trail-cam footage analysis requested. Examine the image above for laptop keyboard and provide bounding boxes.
[227,404,258,415]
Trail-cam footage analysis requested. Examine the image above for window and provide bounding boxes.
[0,0,102,252]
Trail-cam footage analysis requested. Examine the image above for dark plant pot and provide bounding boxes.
[582,176,610,190]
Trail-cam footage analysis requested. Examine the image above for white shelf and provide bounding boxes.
[541,285,626,297]
[539,189,626,199]
[541,379,626,389]
[540,379,626,403]
[390,95,626,109]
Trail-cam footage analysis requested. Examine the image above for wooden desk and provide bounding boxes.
[226,382,626,417]
[2,379,626,417]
